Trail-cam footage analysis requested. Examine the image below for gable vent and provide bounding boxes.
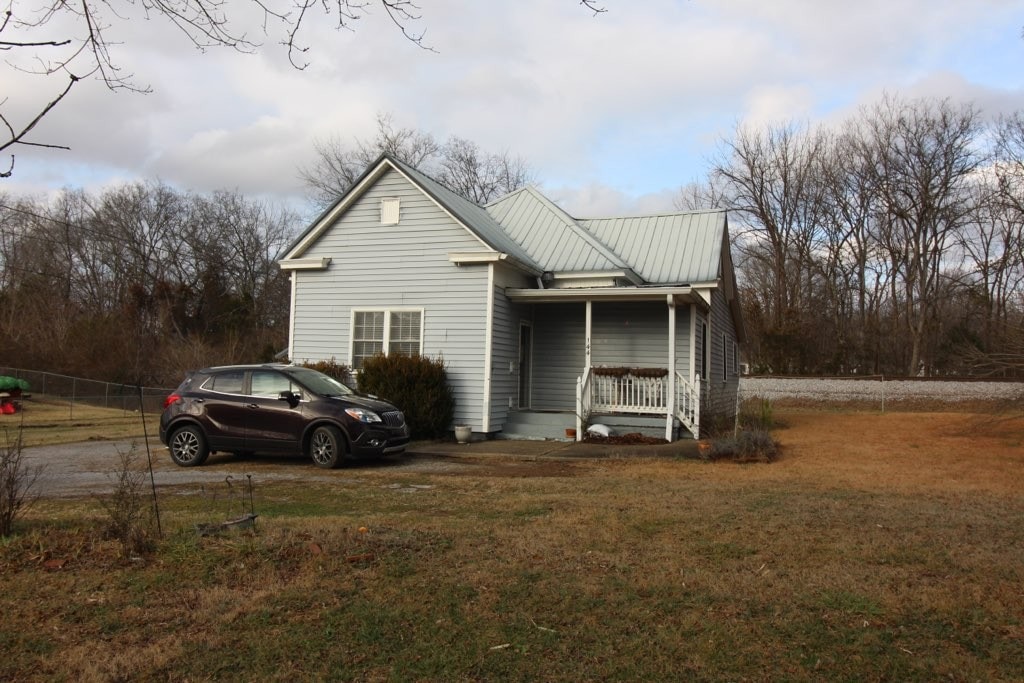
[381,198,400,225]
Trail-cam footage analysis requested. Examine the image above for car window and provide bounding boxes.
[207,370,245,394]
[250,370,298,398]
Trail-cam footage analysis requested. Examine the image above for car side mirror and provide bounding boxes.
[278,390,300,406]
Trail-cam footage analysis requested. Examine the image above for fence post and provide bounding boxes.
[880,374,885,413]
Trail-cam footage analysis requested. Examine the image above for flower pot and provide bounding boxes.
[565,428,577,439]
[697,440,713,458]
[454,425,472,444]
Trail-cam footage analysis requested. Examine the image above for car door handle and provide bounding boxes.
[247,403,259,409]
[194,398,205,404]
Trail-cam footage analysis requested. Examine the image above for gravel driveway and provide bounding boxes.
[21,438,481,498]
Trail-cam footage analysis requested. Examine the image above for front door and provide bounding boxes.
[518,323,532,409]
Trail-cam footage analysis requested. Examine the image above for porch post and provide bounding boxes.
[666,295,676,441]
[585,300,592,369]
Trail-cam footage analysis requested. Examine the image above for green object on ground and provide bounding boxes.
[0,376,30,391]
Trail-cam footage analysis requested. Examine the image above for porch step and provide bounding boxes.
[499,410,576,441]
[498,410,693,441]
[589,413,678,440]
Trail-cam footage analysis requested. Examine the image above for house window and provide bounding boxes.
[352,309,423,370]
[722,333,728,382]
[381,198,400,225]
[732,341,739,377]
[700,321,708,381]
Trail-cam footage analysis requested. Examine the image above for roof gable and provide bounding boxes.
[282,154,541,272]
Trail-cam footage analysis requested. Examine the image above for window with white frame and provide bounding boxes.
[352,309,422,369]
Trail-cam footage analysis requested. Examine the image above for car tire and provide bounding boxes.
[309,425,346,469]
[169,425,210,467]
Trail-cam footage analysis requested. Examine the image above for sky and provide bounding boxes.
[3,0,1024,222]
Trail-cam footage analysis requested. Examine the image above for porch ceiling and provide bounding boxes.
[504,285,709,307]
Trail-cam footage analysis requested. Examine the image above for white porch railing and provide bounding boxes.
[575,368,701,441]
[676,371,700,439]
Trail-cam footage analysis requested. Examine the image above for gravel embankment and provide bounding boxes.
[740,377,1024,404]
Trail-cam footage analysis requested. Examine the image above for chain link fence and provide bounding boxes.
[0,367,173,413]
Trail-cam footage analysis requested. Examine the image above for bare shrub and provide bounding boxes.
[709,428,779,463]
[739,396,776,430]
[0,429,42,536]
[98,444,155,558]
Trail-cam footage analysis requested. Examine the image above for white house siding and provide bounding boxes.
[590,301,691,376]
[489,267,534,431]
[706,287,740,419]
[531,303,586,410]
[526,300,694,412]
[290,168,491,430]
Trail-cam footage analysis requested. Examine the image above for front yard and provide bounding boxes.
[1,407,1022,680]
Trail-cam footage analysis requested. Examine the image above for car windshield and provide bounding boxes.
[285,367,354,397]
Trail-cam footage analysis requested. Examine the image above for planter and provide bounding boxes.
[565,428,577,439]
[454,425,472,444]
[697,440,713,458]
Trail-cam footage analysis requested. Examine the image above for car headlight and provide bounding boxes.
[345,408,382,423]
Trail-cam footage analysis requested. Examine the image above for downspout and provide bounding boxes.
[666,296,676,441]
[482,263,495,433]
[288,271,297,361]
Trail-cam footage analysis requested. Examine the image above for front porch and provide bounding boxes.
[499,368,702,442]
[503,294,707,442]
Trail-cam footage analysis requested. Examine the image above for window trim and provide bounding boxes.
[349,308,425,370]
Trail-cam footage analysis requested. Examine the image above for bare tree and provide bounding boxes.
[300,113,536,207]
[862,95,982,375]
[2,2,606,178]
[712,121,827,372]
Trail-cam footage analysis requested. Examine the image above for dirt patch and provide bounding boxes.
[442,457,581,478]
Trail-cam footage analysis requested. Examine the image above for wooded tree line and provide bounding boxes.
[2,96,1023,386]
[0,184,294,385]
[685,95,1024,377]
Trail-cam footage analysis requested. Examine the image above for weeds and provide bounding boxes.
[0,429,42,536]
[739,395,776,430]
[706,428,779,463]
[97,444,155,558]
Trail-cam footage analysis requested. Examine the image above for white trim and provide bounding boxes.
[348,307,425,369]
[388,164,497,254]
[279,257,332,271]
[482,264,495,433]
[584,300,593,370]
[288,272,297,360]
[283,162,391,259]
[448,251,543,276]
[688,303,697,383]
[666,297,677,441]
[550,270,642,285]
[506,286,705,304]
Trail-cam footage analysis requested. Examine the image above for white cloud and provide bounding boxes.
[3,0,1023,217]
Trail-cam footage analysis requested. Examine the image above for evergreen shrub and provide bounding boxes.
[357,354,455,439]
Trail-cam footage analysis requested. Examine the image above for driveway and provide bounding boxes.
[21,437,639,498]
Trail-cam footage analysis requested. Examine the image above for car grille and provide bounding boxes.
[381,411,405,428]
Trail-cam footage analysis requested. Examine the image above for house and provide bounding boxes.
[279,154,745,441]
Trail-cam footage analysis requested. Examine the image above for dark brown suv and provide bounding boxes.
[159,364,409,469]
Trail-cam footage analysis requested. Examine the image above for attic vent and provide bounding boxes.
[380,198,400,225]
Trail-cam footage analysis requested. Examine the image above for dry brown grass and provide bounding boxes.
[1,408,1022,680]
[0,397,157,447]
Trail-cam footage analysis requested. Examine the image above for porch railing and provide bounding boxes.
[676,371,700,439]
[575,368,701,441]
[591,373,668,414]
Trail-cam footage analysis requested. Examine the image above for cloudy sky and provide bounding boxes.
[4,0,1023,220]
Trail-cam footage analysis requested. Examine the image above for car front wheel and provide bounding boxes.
[309,425,346,469]
[169,425,210,467]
